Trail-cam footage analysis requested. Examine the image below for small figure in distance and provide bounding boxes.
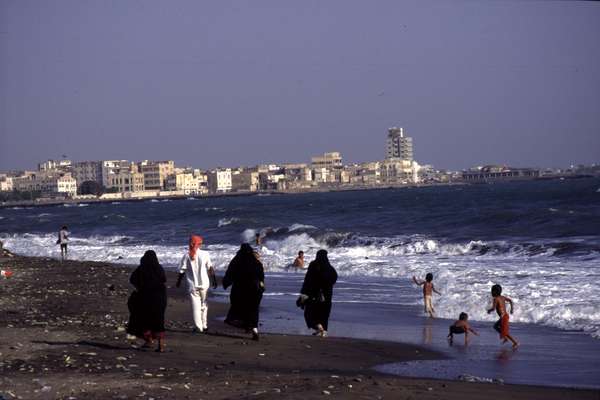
[255,232,262,246]
[293,251,305,269]
[487,284,519,348]
[412,273,441,318]
[448,312,478,345]
[57,225,69,261]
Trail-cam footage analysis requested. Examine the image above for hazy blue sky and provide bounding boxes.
[1,0,599,171]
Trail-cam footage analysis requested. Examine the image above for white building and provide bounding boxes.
[165,171,204,194]
[102,160,131,188]
[207,169,232,193]
[0,175,14,191]
[38,159,72,172]
[380,159,419,184]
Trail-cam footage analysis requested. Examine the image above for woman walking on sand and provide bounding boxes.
[223,243,265,341]
[127,250,167,352]
[298,250,338,337]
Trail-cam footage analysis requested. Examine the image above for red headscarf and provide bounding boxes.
[189,235,203,259]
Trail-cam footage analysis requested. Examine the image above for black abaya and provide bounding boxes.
[300,250,338,331]
[223,244,265,330]
[127,250,167,338]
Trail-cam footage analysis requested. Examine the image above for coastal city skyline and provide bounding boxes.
[1,123,597,203]
[1,1,599,172]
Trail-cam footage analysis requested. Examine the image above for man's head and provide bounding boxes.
[189,235,203,257]
[425,273,433,282]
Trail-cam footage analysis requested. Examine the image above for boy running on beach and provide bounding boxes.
[487,284,519,348]
[448,312,478,345]
[412,273,441,318]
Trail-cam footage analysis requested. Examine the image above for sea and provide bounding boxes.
[1,178,599,388]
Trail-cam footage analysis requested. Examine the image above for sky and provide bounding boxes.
[1,0,599,171]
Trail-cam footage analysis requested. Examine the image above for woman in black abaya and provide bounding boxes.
[127,250,167,352]
[299,249,338,337]
[223,243,265,341]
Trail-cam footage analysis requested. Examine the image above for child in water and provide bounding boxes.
[487,284,519,348]
[448,312,478,345]
[413,273,441,318]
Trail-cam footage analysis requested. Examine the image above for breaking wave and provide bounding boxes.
[2,229,598,338]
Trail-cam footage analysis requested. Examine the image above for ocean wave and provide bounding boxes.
[1,231,599,339]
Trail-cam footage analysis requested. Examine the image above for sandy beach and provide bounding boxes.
[0,253,596,399]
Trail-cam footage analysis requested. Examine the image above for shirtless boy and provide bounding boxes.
[412,273,441,318]
[448,312,478,345]
[293,251,305,269]
[487,284,519,348]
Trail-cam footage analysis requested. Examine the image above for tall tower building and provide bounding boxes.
[386,127,413,161]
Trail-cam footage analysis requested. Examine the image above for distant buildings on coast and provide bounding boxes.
[1,127,598,203]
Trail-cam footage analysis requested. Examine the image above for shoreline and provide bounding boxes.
[0,181,468,209]
[0,254,597,399]
[2,173,596,209]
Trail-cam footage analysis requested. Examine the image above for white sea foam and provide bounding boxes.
[204,207,225,212]
[1,231,599,339]
[288,223,317,232]
[218,218,240,227]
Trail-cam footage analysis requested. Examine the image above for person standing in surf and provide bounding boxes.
[487,284,519,348]
[176,235,216,333]
[223,243,265,341]
[57,225,69,260]
[413,273,441,318]
[127,250,167,352]
[298,249,338,337]
[293,251,305,269]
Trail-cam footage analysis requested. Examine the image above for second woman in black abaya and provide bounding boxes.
[300,249,338,337]
[223,243,265,340]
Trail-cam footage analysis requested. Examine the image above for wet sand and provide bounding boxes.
[0,254,597,399]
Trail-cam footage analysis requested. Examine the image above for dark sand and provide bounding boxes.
[0,254,597,399]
